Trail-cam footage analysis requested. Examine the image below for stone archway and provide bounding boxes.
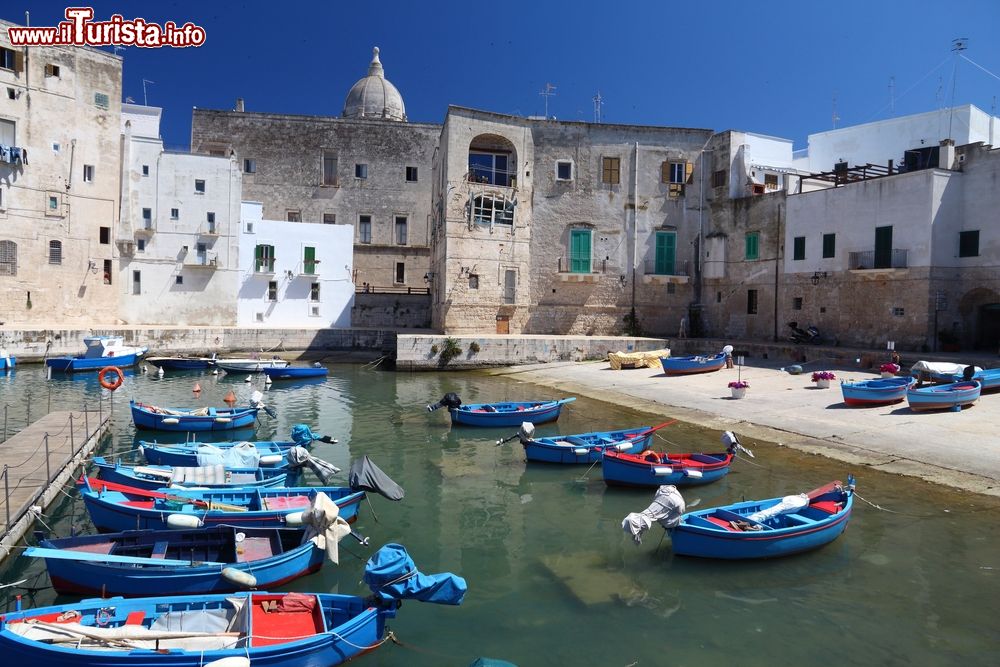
[958,287,1000,349]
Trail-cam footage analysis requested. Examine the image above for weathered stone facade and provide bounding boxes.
[0,22,123,324]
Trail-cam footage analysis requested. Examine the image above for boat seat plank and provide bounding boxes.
[810,500,842,514]
[781,513,815,525]
[66,542,115,555]
[251,594,323,647]
[702,515,740,531]
[262,495,310,511]
[150,541,169,559]
[125,611,146,625]
[237,536,276,562]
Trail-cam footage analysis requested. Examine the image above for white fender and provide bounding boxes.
[653,466,674,475]
[220,567,257,589]
[214,417,232,423]
[284,511,304,526]
[161,417,180,425]
[572,448,589,455]
[166,514,203,529]
[683,469,703,479]
[614,442,633,451]
[259,454,283,465]
[204,658,251,667]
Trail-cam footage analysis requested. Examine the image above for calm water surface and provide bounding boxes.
[0,364,997,666]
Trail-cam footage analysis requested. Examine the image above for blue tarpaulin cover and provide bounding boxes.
[291,424,320,445]
[364,543,467,605]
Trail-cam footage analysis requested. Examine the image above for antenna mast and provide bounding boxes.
[948,37,968,139]
[142,79,155,106]
[592,91,604,123]
[831,93,840,129]
[889,76,895,114]
[540,82,556,119]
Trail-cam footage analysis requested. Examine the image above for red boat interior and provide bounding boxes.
[251,593,325,647]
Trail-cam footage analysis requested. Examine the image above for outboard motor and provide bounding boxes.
[805,325,821,344]
[426,392,462,412]
[963,365,976,382]
[722,430,754,458]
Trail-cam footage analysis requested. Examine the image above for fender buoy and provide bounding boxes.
[259,454,283,465]
[161,417,180,425]
[221,567,257,589]
[284,511,304,526]
[166,514,203,529]
[192,382,202,395]
[98,366,124,391]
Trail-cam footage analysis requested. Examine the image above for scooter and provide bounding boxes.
[787,321,821,345]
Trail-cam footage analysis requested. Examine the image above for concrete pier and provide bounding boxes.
[0,408,111,564]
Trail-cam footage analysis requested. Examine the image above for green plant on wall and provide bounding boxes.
[430,344,439,355]
[469,341,481,354]
[439,337,462,364]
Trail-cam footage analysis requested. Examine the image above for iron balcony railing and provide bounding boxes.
[643,259,689,276]
[558,256,607,274]
[848,249,908,270]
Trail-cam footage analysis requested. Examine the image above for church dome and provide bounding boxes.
[342,47,407,122]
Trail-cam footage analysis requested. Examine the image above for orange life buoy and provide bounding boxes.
[99,366,124,391]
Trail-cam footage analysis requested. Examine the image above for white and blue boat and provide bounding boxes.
[93,456,295,490]
[931,367,1000,392]
[428,393,575,427]
[840,376,916,406]
[145,355,216,370]
[659,352,727,376]
[0,346,14,371]
[141,440,291,468]
[907,380,981,412]
[131,400,259,432]
[517,422,653,464]
[45,336,147,372]
[261,365,329,380]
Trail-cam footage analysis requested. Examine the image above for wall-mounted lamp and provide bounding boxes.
[619,275,627,285]
[88,260,98,274]
[423,272,435,284]
[285,270,294,279]
[810,271,829,286]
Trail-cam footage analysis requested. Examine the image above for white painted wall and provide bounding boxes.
[119,104,240,325]
[238,202,355,327]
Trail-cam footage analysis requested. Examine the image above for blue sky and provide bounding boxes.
[9,1,1000,149]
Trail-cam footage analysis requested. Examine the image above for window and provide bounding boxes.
[142,165,149,177]
[747,289,758,315]
[194,179,205,194]
[469,274,479,289]
[137,238,146,252]
[469,151,512,186]
[132,270,141,295]
[959,230,980,257]
[395,216,408,245]
[0,47,18,71]
[206,212,216,234]
[504,269,516,304]
[99,227,110,244]
[83,165,94,182]
[48,240,62,264]
[141,208,152,229]
[359,215,372,244]
[556,161,572,181]
[793,236,805,261]
[0,240,15,275]
[286,210,301,222]
[716,291,722,303]
[569,229,592,273]
[45,63,60,77]
[175,275,184,285]
[310,282,320,302]
[712,169,726,187]
[892,307,905,317]
[665,161,686,184]
[303,246,317,275]
[355,163,368,179]
[170,208,179,220]
[254,244,275,272]
[792,297,803,311]
[5,87,13,100]
[822,233,836,259]
[394,262,405,284]
[745,232,759,260]
[243,158,256,174]
[602,157,620,184]
[48,195,59,210]
[0,118,14,145]
[764,173,779,190]
[406,166,418,182]
[267,281,278,301]
[472,194,514,225]
[323,154,338,186]
[94,92,109,109]
[322,213,336,224]
[654,231,676,275]
[103,260,112,285]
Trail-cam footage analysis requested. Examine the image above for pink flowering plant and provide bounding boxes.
[812,371,836,381]
[880,363,900,374]
[728,380,750,389]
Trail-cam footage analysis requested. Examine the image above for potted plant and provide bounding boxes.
[880,362,900,379]
[728,379,750,399]
[811,371,836,389]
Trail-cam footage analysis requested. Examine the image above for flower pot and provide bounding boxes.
[730,387,747,399]
[815,379,830,389]
[881,372,895,379]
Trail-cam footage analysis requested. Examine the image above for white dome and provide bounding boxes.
[343,47,406,122]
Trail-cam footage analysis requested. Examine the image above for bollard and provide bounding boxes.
[44,433,51,481]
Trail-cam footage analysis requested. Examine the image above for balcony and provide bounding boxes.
[557,256,606,282]
[186,252,218,269]
[135,221,155,235]
[848,249,908,271]
[642,259,690,285]
[253,259,275,275]
[199,224,219,237]
[295,261,321,278]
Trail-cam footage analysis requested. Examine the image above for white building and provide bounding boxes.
[119,104,240,324]
[238,202,354,327]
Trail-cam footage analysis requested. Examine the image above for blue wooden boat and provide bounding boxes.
[932,367,1000,392]
[840,375,916,406]
[131,400,259,431]
[93,456,294,490]
[28,525,323,597]
[80,477,365,532]
[0,543,465,667]
[907,380,981,412]
[141,440,292,468]
[0,347,14,371]
[519,425,651,464]
[659,352,727,376]
[448,398,576,427]
[669,479,855,559]
[261,365,329,380]
[45,336,147,372]
[145,356,216,370]
[603,450,734,487]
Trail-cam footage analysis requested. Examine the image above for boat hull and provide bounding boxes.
[0,356,15,370]
[521,428,651,464]
[450,399,573,427]
[94,458,292,490]
[216,359,290,373]
[147,357,215,370]
[906,381,981,411]
[261,366,329,380]
[840,376,915,406]
[131,401,259,431]
[602,451,732,487]
[659,353,727,376]
[46,351,144,372]
[140,441,293,468]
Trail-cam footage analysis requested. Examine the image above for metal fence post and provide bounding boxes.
[44,433,51,482]
[3,405,7,443]
[69,414,75,455]
[85,402,89,438]
[3,465,9,530]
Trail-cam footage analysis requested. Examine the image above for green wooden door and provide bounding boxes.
[874,225,892,269]
[570,230,591,273]
[655,232,676,275]
[303,246,316,275]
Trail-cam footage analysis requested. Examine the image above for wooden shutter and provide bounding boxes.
[685,161,694,184]
[661,161,670,184]
[14,51,24,75]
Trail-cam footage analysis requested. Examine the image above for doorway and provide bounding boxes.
[496,315,510,334]
[979,303,1000,351]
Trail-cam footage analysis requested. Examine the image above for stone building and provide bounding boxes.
[0,21,123,325]
[189,48,438,301]
[119,104,241,325]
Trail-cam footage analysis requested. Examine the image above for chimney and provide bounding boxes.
[235,98,245,112]
[939,139,955,170]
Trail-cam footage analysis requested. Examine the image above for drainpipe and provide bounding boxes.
[773,203,782,341]
[631,141,639,316]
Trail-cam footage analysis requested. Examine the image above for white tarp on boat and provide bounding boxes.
[747,494,808,523]
[909,361,981,378]
[196,443,261,469]
[608,349,671,370]
[167,464,228,485]
[622,485,686,545]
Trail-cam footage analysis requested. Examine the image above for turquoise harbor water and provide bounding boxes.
[0,364,998,666]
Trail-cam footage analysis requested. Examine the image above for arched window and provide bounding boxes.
[0,240,16,276]
[49,240,63,265]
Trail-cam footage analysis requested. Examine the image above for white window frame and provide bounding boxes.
[194,179,206,194]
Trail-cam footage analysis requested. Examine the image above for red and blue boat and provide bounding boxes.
[840,375,916,406]
[659,352,727,376]
[80,477,364,532]
[603,430,750,486]
[906,380,981,412]
[428,392,575,427]
[140,440,291,468]
[131,400,260,432]
[516,423,653,464]
[93,456,294,491]
[669,478,855,559]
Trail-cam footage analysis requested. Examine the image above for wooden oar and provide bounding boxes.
[24,547,224,567]
[82,477,248,512]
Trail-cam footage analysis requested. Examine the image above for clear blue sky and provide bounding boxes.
[9,1,1000,149]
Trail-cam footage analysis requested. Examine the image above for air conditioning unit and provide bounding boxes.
[255,312,264,322]
[310,305,320,317]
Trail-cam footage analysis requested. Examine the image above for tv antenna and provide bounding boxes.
[593,91,604,123]
[831,93,840,129]
[948,37,968,139]
[540,82,556,118]
[888,76,895,114]
[142,79,155,106]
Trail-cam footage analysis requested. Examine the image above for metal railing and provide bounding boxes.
[848,249,908,270]
[558,256,607,274]
[355,285,430,295]
[643,259,689,276]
